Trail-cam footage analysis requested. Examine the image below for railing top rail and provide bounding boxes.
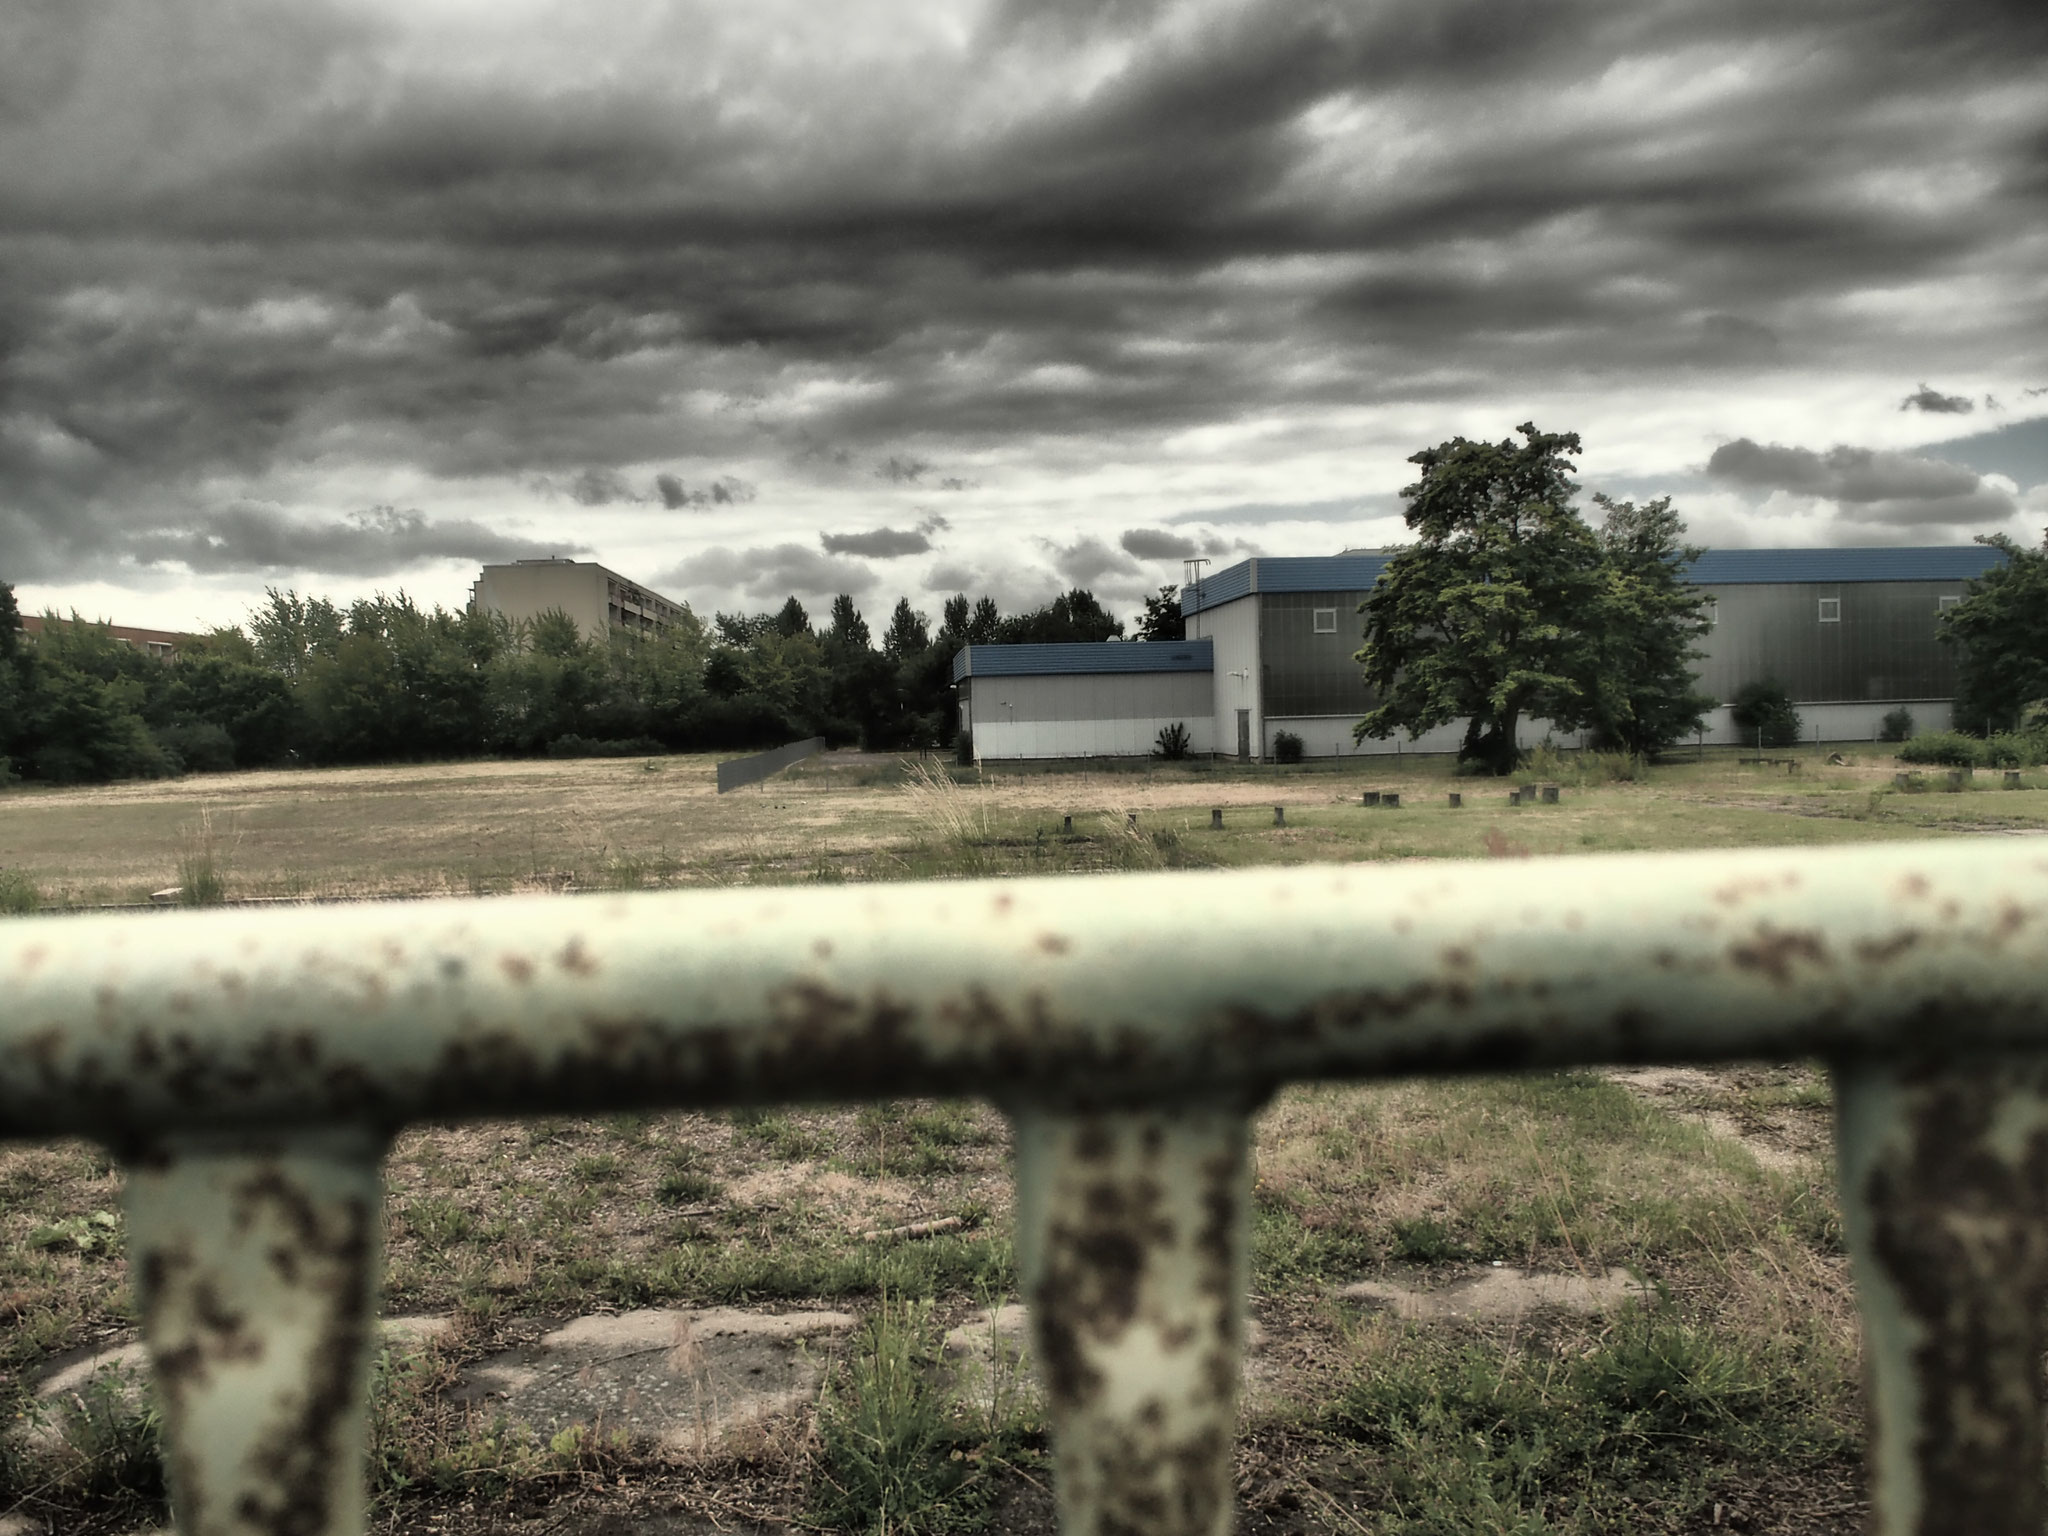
[4,837,2044,1143]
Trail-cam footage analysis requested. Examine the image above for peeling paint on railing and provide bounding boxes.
[4,838,2048,1534]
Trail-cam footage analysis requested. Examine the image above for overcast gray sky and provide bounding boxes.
[4,0,2045,632]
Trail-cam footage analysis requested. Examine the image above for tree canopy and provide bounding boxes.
[1355,425,1712,773]
[1942,531,2048,734]
[1136,585,1184,642]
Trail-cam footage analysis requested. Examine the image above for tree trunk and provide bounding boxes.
[1458,710,1521,775]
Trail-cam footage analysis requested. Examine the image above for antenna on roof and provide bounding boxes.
[1183,557,1209,609]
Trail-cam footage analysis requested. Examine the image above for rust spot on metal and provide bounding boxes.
[18,944,46,976]
[1898,873,1933,900]
[1728,926,1830,985]
[1860,1061,2048,1534]
[557,937,597,976]
[1855,931,1922,965]
[1440,946,1473,971]
[992,892,1014,916]
[812,938,833,960]
[499,954,534,984]
[1037,933,1071,955]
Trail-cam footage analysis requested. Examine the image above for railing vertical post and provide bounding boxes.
[1835,1059,2048,1536]
[123,1131,385,1536]
[1013,1101,1254,1536]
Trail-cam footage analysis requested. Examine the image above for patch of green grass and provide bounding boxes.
[1323,1304,1857,1533]
[570,1151,624,1185]
[734,1109,829,1161]
[809,1293,1041,1535]
[369,1342,632,1510]
[0,866,40,915]
[39,1368,168,1522]
[400,1195,474,1248]
[656,1167,723,1206]
[175,808,232,905]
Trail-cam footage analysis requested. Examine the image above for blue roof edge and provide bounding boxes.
[1179,545,2009,613]
[953,636,1214,681]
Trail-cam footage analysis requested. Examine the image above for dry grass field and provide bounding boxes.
[2,746,2045,1534]
[2,745,2044,908]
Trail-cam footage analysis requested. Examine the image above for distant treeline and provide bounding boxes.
[0,579,1162,784]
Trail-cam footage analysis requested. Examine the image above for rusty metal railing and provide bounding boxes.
[6,838,2048,1535]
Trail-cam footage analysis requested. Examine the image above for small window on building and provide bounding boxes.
[1817,598,1841,623]
[1312,608,1337,633]
[1703,599,1718,629]
[1938,595,1961,613]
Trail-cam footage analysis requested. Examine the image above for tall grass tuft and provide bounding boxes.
[903,760,992,848]
[176,808,233,905]
[0,866,39,916]
[811,1294,968,1535]
[46,1370,168,1520]
[1522,743,1643,786]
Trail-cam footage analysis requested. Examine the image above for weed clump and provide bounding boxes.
[176,807,233,905]
[811,1293,1037,1534]
[0,866,38,915]
[1329,1306,1855,1530]
[43,1370,168,1521]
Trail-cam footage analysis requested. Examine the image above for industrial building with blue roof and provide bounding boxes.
[951,546,2007,762]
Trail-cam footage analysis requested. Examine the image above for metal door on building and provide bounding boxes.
[1236,709,1251,761]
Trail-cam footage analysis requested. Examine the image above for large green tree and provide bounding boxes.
[1942,531,2048,734]
[1355,424,1605,774]
[1584,493,1716,756]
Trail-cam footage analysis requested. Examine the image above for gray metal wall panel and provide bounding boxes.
[1258,592,1377,717]
[1694,581,1967,703]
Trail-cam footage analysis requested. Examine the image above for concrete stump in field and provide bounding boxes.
[1542,785,1560,804]
[2007,770,2023,789]
[1448,792,1462,808]
[1211,808,1224,829]
[1273,806,1285,827]
[1383,792,1400,808]
[1362,790,1380,807]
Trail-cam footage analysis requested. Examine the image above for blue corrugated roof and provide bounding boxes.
[1179,545,2006,613]
[952,638,1213,682]
[1681,546,2008,584]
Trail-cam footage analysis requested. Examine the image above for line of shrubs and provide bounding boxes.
[1895,728,2048,768]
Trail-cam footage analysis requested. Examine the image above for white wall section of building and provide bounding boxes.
[1186,596,1259,760]
[970,672,1215,760]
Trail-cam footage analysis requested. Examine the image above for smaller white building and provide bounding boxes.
[953,640,1215,759]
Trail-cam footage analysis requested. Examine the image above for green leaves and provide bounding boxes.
[1943,532,2048,734]
[1355,431,1713,773]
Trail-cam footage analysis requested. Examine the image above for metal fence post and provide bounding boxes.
[1013,1102,1254,1536]
[1835,1058,2048,1536]
[124,1130,386,1536]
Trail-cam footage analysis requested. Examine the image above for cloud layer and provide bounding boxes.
[3,0,2045,621]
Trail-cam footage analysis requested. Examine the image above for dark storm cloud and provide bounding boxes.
[1901,384,1975,415]
[1049,535,1141,587]
[2,0,2047,586]
[819,527,932,557]
[125,505,575,576]
[1121,528,1199,560]
[659,544,877,603]
[654,473,757,510]
[1706,439,2016,525]
[567,468,640,505]
[876,457,931,485]
[1120,526,1249,559]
